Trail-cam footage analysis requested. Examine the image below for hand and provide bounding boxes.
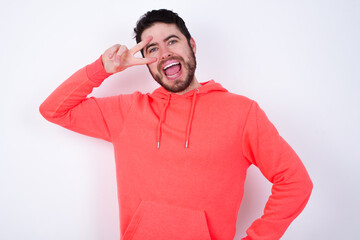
[102,36,157,73]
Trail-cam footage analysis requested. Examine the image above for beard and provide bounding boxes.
[150,48,197,93]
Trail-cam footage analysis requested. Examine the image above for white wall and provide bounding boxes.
[1,0,359,239]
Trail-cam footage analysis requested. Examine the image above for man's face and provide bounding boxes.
[141,22,197,93]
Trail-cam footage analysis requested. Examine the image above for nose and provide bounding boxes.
[160,48,173,60]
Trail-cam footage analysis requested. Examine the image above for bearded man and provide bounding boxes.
[40,9,312,240]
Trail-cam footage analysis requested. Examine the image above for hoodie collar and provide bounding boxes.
[150,80,228,149]
[150,80,228,99]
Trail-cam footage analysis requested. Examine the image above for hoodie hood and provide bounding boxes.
[148,80,228,149]
[150,80,228,100]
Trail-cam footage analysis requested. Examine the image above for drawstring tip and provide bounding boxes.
[185,141,189,148]
[157,142,160,149]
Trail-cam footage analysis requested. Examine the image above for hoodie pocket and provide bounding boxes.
[121,200,211,240]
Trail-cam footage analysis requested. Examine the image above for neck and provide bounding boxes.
[176,76,201,95]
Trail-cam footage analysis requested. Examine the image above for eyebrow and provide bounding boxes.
[145,34,181,53]
[164,34,180,42]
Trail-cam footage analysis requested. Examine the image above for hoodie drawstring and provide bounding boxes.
[185,89,199,148]
[157,93,171,149]
[156,89,199,149]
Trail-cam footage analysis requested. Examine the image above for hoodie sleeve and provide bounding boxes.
[241,101,313,240]
[39,56,136,142]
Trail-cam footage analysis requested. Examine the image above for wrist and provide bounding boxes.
[86,55,113,84]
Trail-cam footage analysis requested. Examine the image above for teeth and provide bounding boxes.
[163,62,180,70]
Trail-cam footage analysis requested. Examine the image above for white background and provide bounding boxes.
[1,0,359,239]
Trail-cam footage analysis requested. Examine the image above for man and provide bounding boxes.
[40,9,312,240]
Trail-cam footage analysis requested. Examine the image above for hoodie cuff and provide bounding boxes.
[85,55,113,85]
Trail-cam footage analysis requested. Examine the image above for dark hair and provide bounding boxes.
[134,9,192,45]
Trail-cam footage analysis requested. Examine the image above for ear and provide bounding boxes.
[190,37,196,54]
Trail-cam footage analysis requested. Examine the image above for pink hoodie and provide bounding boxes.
[40,56,312,240]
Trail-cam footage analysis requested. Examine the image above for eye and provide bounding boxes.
[148,47,158,54]
[169,39,177,45]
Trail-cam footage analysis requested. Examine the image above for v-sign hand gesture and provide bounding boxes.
[102,36,157,74]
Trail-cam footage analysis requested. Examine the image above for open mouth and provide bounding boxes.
[162,61,182,80]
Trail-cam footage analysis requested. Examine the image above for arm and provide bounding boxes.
[242,101,313,240]
[39,37,157,141]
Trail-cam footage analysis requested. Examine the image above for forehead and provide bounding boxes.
[141,22,184,41]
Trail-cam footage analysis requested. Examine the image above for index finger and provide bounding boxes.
[131,56,157,66]
[130,36,153,55]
